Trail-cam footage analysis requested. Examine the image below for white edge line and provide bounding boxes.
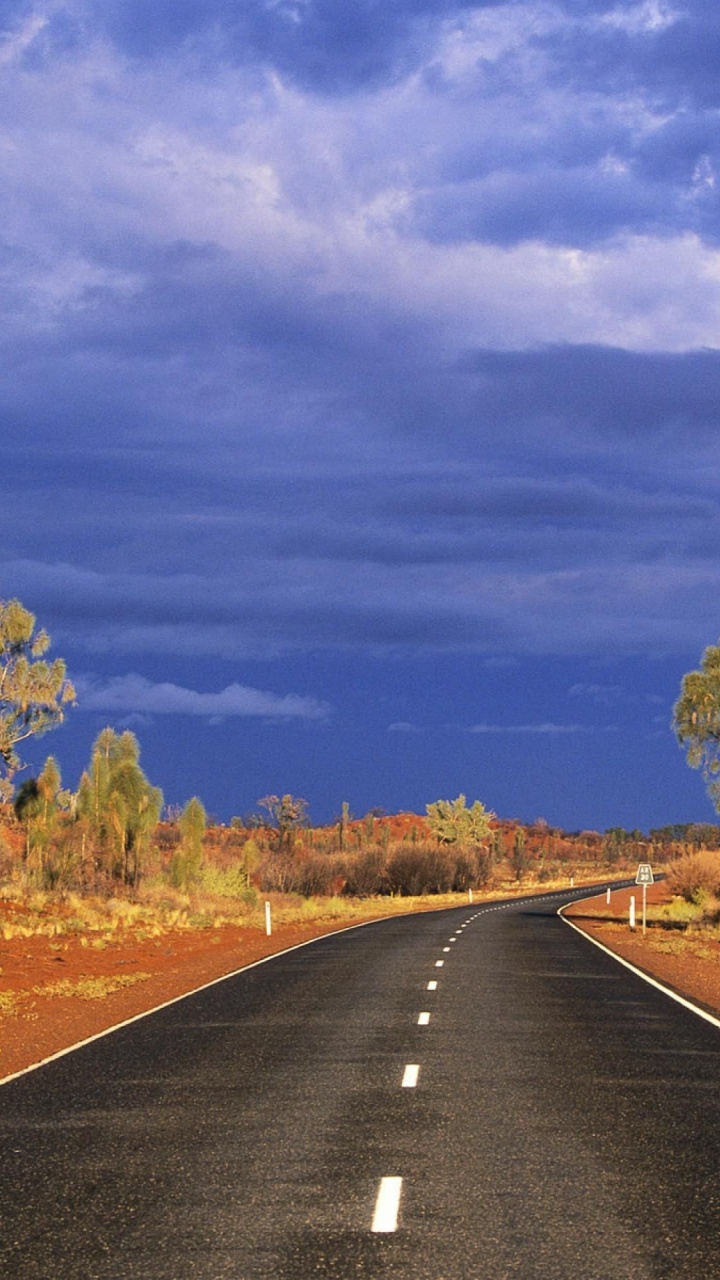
[0,889,613,1089]
[0,913,422,1089]
[558,899,720,1032]
[372,1176,402,1232]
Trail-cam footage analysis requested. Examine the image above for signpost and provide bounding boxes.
[635,863,654,937]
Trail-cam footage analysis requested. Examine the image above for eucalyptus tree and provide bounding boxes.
[674,642,720,810]
[258,793,309,851]
[426,794,495,847]
[0,598,75,796]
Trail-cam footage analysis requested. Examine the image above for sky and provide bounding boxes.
[3,0,720,833]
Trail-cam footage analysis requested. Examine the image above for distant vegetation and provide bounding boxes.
[2,596,720,913]
[0,776,715,905]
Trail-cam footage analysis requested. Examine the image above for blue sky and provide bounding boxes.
[4,0,720,831]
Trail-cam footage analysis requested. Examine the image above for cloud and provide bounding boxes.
[74,673,329,720]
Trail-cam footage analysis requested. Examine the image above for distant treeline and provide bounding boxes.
[1,754,715,898]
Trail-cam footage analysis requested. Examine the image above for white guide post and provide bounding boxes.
[629,895,636,931]
[265,900,272,936]
[606,886,611,905]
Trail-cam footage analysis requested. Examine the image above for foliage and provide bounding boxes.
[425,794,495,846]
[170,797,207,891]
[0,599,75,780]
[674,643,720,809]
[258,793,309,849]
[76,728,163,887]
[666,850,720,904]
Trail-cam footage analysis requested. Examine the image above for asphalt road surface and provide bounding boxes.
[2,886,720,1279]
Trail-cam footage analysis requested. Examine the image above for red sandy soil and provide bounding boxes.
[0,917,380,1082]
[2,884,719,1084]
[564,881,720,1018]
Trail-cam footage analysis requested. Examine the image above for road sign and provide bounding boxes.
[635,863,654,885]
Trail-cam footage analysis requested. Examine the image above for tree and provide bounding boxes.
[0,599,75,788]
[674,643,720,810]
[426,794,495,846]
[258,793,309,850]
[510,827,529,881]
[12,755,63,882]
[76,728,163,886]
[171,797,207,891]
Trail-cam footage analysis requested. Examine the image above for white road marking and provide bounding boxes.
[402,1064,420,1087]
[372,1177,403,1233]
[559,903,720,1032]
[0,913,402,1089]
[427,980,438,990]
[443,946,450,952]
[449,937,457,942]
[418,1012,430,1025]
[435,960,444,967]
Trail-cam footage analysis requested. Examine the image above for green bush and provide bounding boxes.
[199,863,256,901]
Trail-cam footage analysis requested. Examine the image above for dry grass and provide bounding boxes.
[0,991,19,1016]
[32,972,152,1000]
[0,868,601,945]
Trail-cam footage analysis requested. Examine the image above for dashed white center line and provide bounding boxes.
[402,1063,420,1088]
[443,946,450,952]
[435,959,444,967]
[427,980,438,990]
[372,1177,403,1233]
[417,1012,430,1025]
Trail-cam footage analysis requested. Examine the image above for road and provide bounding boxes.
[1,887,720,1278]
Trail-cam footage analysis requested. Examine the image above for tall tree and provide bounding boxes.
[76,728,163,886]
[0,599,75,793]
[171,796,207,891]
[674,643,720,810]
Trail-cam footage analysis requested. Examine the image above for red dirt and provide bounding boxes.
[0,917,379,1082]
[564,882,720,1018]
[3,883,719,1084]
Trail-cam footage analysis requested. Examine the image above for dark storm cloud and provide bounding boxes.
[70,0,498,93]
[412,166,675,248]
[2,0,720,672]
[457,345,720,443]
[538,5,720,111]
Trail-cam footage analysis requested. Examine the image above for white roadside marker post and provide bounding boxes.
[265,900,272,936]
[629,895,636,932]
[469,889,473,903]
[606,886,611,905]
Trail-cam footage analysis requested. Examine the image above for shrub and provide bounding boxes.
[342,848,388,897]
[386,845,455,896]
[666,850,720,903]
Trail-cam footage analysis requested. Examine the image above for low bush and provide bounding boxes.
[666,850,720,903]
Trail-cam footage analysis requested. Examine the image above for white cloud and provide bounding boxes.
[75,673,329,720]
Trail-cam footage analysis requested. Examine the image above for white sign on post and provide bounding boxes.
[635,864,653,935]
